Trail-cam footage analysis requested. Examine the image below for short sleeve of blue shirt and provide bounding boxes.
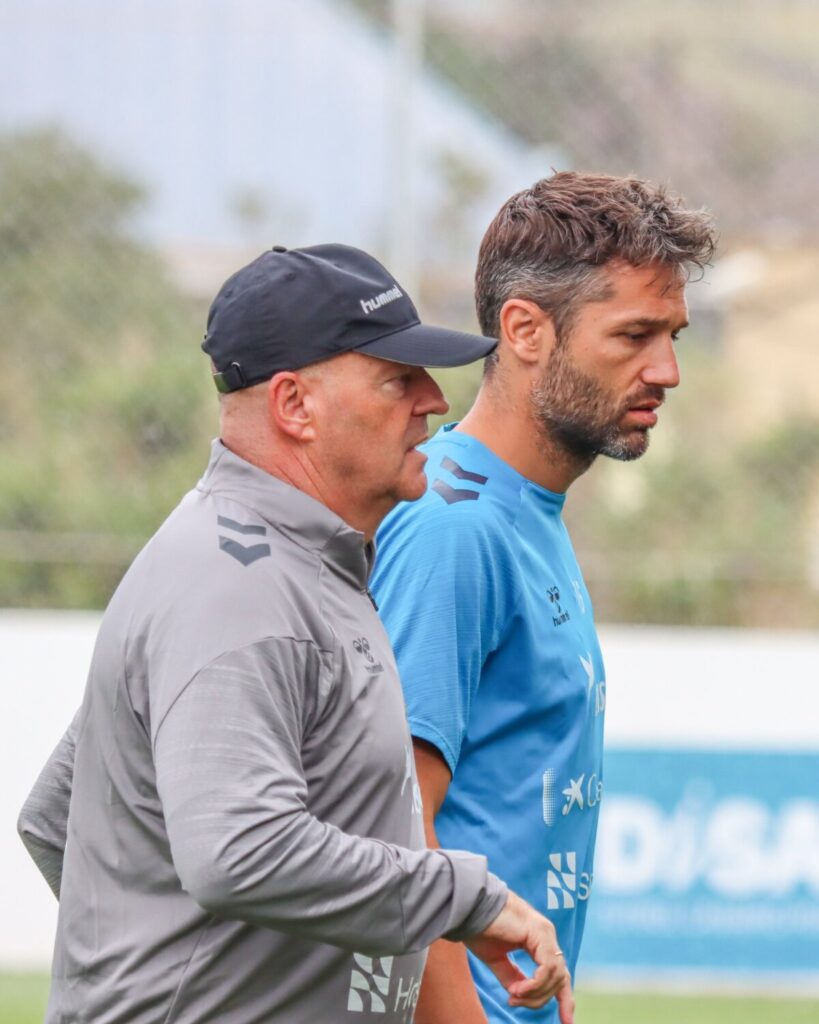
[372,438,517,774]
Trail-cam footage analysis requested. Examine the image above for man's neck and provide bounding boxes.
[220,436,381,542]
[456,387,592,494]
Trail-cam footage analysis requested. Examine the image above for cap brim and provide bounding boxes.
[353,322,497,368]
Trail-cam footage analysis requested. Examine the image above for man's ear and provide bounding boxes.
[266,371,317,441]
[498,298,556,367]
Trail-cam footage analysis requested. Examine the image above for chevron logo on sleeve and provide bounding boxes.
[432,456,489,505]
[216,514,271,566]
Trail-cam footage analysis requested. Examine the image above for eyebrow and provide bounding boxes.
[613,316,690,331]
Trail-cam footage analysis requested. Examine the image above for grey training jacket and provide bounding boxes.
[18,442,506,1024]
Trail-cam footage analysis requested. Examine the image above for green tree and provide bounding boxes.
[0,128,213,608]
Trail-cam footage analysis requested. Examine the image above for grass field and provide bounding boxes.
[3,974,817,1023]
[576,989,819,1023]
[0,974,49,1024]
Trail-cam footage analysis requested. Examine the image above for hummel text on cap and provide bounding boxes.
[202,243,496,393]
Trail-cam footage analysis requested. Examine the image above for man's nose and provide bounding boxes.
[414,371,449,416]
[642,336,681,390]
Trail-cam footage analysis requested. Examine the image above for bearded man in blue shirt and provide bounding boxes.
[372,172,717,1024]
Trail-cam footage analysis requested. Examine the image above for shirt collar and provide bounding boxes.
[435,423,567,511]
[198,440,374,589]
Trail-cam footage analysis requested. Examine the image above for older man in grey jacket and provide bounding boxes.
[19,245,573,1024]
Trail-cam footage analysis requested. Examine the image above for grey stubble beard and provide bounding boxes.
[530,343,656,466]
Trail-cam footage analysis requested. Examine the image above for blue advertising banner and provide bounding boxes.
[582,749,819,979]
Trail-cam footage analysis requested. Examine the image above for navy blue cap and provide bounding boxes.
[202,243,496,392]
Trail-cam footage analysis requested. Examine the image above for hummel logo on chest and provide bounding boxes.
[547,585,570,627]
[353,636,384,674]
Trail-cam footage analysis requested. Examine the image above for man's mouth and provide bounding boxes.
[624,397,663,428]
[626,408,659,428]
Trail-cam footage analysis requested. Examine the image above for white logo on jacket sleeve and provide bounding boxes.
[347,954,393,1013]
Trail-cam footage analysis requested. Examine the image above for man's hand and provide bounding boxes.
[465,891,574,1023]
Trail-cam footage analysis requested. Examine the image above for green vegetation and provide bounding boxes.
[3,973,817,1024]
[562,372,819,628]
[2,126,817,625]
[0,128,213,608]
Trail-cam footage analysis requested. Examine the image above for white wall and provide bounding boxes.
[2,610,817,968]
[1,611,99,968]
[601,625,819,751]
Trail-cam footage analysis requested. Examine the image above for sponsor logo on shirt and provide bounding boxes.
[547,585,570,627]
[542,768,558,826]
[547,852,594,910]
[562,773,604,817]
[352,636,384,674]
[580,653,606,717]
[542,770,604,825]
[347,955,421,1018]
[547,851,577,909]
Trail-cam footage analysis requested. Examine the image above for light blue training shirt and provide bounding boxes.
[373,425,606,1023]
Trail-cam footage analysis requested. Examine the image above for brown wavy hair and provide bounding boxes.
[476,172,717,352]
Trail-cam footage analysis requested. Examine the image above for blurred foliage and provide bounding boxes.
[0,127,214,608]
[569,412,819,628]
[350,0,819,628]
[564,337,819,627]
[350,0,819,239]
[1,125,817,626]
